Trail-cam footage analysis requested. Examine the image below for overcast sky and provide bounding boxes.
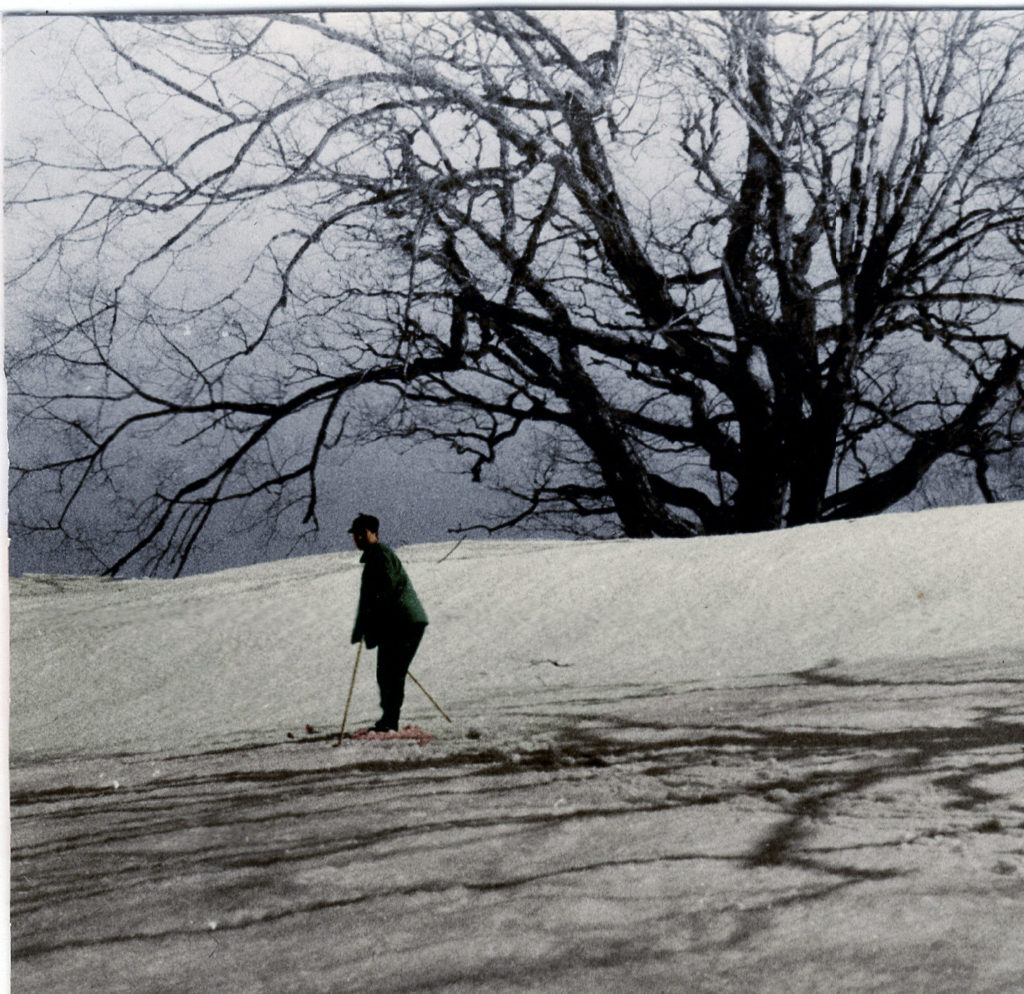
[2,11,535,577]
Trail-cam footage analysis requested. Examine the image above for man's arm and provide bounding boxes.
[352,551,390,646]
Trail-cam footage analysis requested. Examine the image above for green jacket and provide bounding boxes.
[351,543,428,648]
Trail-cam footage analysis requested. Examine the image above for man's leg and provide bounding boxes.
[375,623,426,730]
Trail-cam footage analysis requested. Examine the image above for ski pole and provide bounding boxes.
[336,640,364,743]
[407,671,453,723]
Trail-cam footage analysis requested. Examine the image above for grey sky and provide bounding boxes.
[3,12,531,576]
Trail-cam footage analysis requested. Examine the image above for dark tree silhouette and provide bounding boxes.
[6,10,1024,574]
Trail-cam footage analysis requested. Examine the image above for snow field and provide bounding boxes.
[9,500,1024,760]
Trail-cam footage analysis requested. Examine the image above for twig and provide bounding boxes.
[436,537,465,563]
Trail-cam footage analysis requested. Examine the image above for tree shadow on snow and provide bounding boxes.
[545,660,1024,888]
[10,658,1024,972]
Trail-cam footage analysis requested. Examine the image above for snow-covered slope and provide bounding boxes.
[10,501,1024,760]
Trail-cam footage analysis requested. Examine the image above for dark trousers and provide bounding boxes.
[376,623,426,727]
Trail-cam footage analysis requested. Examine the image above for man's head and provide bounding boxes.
[348,513,380,550]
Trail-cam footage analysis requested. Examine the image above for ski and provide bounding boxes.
[289,723,434,747]
[334,725,434,747]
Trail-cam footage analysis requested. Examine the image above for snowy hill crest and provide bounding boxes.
[10,502,1024,760]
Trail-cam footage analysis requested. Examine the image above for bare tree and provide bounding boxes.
[6,10,1024,575]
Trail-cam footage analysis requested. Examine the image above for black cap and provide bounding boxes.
[348,513,379,534]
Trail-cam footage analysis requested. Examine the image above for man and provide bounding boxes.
[349,513,429,732]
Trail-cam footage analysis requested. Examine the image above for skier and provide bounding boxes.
[349,513,429,732]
